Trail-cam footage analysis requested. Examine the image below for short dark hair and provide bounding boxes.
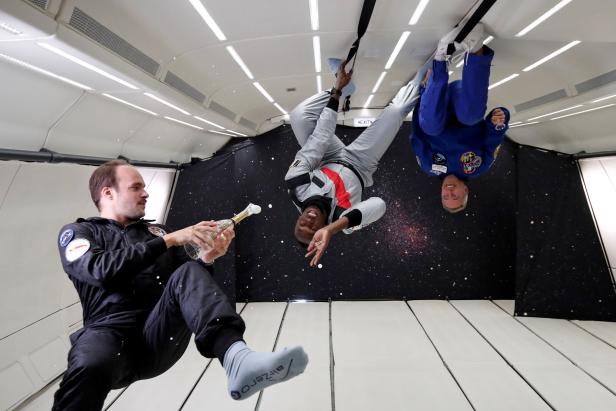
[89,160,129,210]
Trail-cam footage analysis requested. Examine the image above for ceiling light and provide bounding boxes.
[0,22,23,35]
[385,31,410,69]
[274,103,288,115]
[522,41,580,72]
[316,75,322,93]
[456,60,464,68]
[488,73,519,90]
[363,94,374,108]
[509,121,539,128]
[372,71,387,93]
[0,52,92,90]
[483,35,495,45]
[516,0,573,37]
[448,70,453,76]
[409,0,430,25]
[209,129,236,137]
[550,103,615,121]
[187,0,226,41]
[164,116,203,130]
[591,94,616,104]
[309,0,319,31]
[38,43,138,89]
[226,46,254,79]
[194,115,225,129]
[253,82,274,102]
[144,92,190,115]
[102,93,158,116]
[313,36,321,73]
[527,104,583,121]
[225,129,248,137]
[509,121,523,126]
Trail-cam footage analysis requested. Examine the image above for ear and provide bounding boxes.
[101,186,113,202]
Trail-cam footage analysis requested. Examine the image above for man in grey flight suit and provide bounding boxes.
[285,61,422,266]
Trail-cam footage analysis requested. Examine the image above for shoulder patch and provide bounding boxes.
[460,151,482,175]
[59,229,74,247]
[65,238,90,262]
[148,226,167,237]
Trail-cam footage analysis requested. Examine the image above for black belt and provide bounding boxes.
[327,160,365,191]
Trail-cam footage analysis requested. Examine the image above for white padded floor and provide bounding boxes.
[17,300,616,411]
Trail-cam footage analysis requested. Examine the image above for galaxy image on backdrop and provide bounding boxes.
[166,122,616,321]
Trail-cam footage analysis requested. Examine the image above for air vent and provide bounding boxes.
[163,71,205,103]
[69,8,159,76]
[239,117,257,130]
[25,0,48,9]
[286,87,296,92]
[575,69,616,95]
[209,100,236,121]
[514,89,567,113]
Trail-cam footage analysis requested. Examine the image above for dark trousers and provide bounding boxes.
[419,46,494,136]
[52,261,245,411]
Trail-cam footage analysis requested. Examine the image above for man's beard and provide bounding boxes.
[127,208,146,221]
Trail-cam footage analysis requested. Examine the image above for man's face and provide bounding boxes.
[441,174,468,211]
[109,166,148,221]
[294,205,326,244]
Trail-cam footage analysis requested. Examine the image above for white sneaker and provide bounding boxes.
[456,22,485,54]
[435,26,461,61]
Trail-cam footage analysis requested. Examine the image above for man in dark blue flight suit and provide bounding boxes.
[411,23,510,213]
[53,160,308,410]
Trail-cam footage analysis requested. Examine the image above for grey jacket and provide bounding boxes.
[285,106,386,234]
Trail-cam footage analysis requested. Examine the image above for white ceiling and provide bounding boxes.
[0,0,614,163]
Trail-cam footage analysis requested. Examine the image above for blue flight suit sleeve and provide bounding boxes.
[410,123,435,175]
[482,107,510,168]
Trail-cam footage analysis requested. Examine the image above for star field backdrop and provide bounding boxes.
[166,123,616,320]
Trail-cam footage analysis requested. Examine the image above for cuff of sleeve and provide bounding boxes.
[146,237,167,256]
[327,96,339,111]
[344,209,363,228]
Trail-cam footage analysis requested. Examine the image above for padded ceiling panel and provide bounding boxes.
[45,93,151,158]
[121,115,221,163]
[0,59,82,151]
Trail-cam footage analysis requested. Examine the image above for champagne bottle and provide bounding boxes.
[184,203,261,260]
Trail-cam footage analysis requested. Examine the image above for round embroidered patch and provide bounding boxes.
[59,229,74,247]
[460,151,482,174]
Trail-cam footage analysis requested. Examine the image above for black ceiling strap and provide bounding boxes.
[343,0,377,112]
[446,0,498,55]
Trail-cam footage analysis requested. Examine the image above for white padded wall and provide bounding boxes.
[579,157,616,283]
[0,160,175,410]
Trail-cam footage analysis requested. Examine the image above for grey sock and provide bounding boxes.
[223,341,309,400]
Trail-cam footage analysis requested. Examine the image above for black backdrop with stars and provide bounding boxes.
[167,122,518,302]
[515,147,616,321]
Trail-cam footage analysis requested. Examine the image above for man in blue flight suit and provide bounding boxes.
[411,23,510,213]
[53,160,308,410]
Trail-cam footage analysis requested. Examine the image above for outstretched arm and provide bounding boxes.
[305,216,350,267]
[304,196,386,267]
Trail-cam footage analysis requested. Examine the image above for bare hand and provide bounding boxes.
[305,227,331,267]
[491,108,506,127]
[164,221,217,250]
[201,227,235,264]
[335,60,353,91]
